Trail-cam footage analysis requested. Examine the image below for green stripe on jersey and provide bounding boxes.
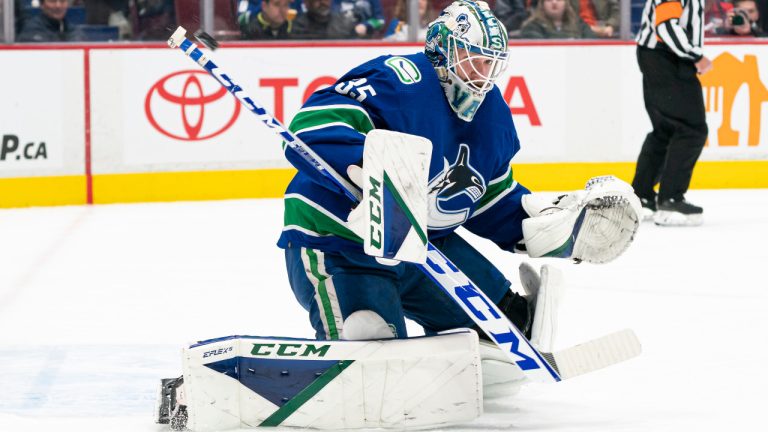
[284,196,362,243]
[289,106,375,135]
[476,167,515,210]
[305,248,340,340]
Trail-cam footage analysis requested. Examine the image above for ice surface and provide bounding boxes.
[1,190,766,431]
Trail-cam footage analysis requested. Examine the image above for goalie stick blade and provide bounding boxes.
[194,29,220,51]
[544,329,641,380]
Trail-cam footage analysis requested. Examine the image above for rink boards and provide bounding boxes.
[1,41,767,208]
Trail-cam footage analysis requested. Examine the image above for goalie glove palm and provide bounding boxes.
[521,176,642,264]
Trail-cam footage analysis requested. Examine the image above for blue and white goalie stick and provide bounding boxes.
[167,26,641,383]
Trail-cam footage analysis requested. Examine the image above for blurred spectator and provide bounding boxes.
[238,0,302,27]
[337,0,385,36]
[704,0,733,36]
[494,0,529,35]
[727,0,765,36]
[132,0,175,40]
[83,0,131,39]
[529,0,618,37]
[238,0,381,36]
[241,0,294,38]
[18,0,74,41]
[383,0,435,41]
[577,0,619,38]
[520,0,595,38]
[291,0,358,38]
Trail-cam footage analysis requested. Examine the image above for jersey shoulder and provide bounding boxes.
[481,87,515,127]
[472,87,520,158]
[343,52,434,86]
[336,53,439,102]
[297,53,442,134]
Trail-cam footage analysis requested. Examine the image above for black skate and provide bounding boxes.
[471,289,533,342]
[654,197,703,226]
[156,376,188,430]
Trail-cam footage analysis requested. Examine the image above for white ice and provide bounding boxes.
[1,190,766,431]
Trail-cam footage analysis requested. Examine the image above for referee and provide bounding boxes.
[634,0,711,226]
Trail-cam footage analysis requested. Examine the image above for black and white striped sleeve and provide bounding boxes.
[654,0,704,61]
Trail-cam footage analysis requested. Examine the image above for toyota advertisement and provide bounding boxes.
[88,48,419,173]
[145,70,242,142]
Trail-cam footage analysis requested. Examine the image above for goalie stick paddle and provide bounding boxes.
[166,26,640,384]
[542,328,641,380]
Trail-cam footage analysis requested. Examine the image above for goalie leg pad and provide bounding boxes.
[479,340,526,399]
[478,263,564,398]
[180,331,482,431]
[528,264,564,353]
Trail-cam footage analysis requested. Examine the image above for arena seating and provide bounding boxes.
[74,24,120,41]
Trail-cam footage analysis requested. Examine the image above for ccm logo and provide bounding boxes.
[367,176,383,250]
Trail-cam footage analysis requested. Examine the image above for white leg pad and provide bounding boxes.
[181,331,482,430]
[479,340,526,399]
[518,261,541,297]
[478,263,564,398]
[529,264,565,353]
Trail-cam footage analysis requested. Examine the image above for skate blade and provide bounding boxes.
[640,207,655,222]
[653,210,703,227]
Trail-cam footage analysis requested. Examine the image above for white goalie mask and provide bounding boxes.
[425,1,509,121]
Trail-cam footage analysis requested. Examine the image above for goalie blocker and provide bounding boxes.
[345,129,432,264]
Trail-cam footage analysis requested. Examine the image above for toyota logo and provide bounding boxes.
[145,70,241,141]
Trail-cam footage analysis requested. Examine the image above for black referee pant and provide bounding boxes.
[632,46,708,203]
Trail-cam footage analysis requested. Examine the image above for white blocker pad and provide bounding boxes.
[361,130,432,264]
[181,330,481,431]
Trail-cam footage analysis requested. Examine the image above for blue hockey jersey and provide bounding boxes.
[277,52,531,253]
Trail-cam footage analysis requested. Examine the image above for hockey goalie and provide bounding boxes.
[160,1,642,430]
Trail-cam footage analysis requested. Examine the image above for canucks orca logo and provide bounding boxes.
[428,144,486,229]
[454,14,471,37]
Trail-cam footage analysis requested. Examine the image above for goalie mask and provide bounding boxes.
[425,0,509,122]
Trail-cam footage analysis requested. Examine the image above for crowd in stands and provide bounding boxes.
[5,0,767,42]
[705,0,766,37]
